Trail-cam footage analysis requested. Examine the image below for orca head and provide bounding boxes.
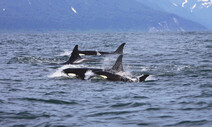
[138,75,149,82]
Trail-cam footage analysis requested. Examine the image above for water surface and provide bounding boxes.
[0,32,212,126]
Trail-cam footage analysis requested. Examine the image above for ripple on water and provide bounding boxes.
[0,99,4,104]
[165,120,209,127]
[0,111,50,120]
[44,91,67,95]
[20,98,78,105]
[86,110,138,117]
[7,56,63,65]
[109,102,149,109]
[133,95,149,99]
[145,107,162,111]
[110,102,132,108]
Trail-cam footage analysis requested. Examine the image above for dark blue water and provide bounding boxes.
[0,32,212,127]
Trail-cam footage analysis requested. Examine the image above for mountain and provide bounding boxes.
[0,0,206,32]
[137,0,212,30]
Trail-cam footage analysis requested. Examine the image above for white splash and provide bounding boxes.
[126,76,138,82]
[182,0,188,7]
[2,8,6,11]
[59,51,72,56]
[145,75,157,81]
[84,70,95,80]
[48,65,70,78]
[48,64,83,78]
[71,7,77,14]
[101,56,115,70]
[116,71,131,77]
[177,65,192,71]
[141,66,149,72]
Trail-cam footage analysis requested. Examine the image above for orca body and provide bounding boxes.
[63,68,102,80]
[78,43,125,55]
[63,55,149,82]
[95,71,149,82]
[62,45,92,64]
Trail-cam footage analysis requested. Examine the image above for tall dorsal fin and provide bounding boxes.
[111,55,124,72]
[114,43,126,54]
[64,45,81,64]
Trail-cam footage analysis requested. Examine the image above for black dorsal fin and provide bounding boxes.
[111,55,124,72]
[64,45,81,64]
[114,43,126,54]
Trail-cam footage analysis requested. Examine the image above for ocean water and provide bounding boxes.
[0,32,212,127]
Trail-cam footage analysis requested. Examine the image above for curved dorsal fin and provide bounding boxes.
[111,55,124,72]
[64,45,81,64]
[114,43,126,54]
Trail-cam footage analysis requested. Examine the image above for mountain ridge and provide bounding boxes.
[0,0,207,32]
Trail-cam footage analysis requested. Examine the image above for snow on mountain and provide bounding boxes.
[182,0,188,7]
[172,0,211,12]
[137,0,212,30]
[71,7,77,14]
[195,0,211,8]
[172,3,178,7]
[171,0,212,28]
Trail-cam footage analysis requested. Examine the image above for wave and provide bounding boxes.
[0,111,50,120]
[7,56,63,65]
[21,97,78,105]
[165,120,208,126]
[48,64,80,78]
[59,51,72,56]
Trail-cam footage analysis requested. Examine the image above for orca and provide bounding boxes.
[62,45,92,64]
[78,43,126,55]
[62,55,149,82]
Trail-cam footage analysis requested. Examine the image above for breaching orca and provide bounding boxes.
[78,43,126,55]
[62,45,92,64]
[63,55,149,82]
